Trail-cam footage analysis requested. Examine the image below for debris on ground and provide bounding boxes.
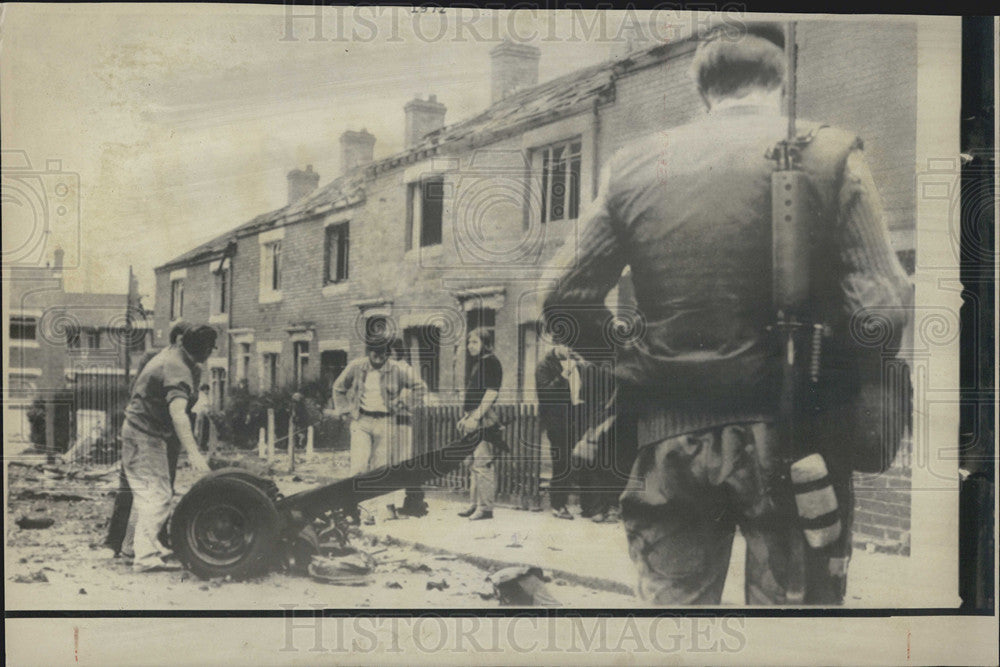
[12,570,50,583]
[426,578,449,591]
[397,562,432,573]
[5,447,639,608]
[16,489,90,502]
[487,566,561,606]
[80,469,117,481]
[308,552,375,586]
[16,515,55,530]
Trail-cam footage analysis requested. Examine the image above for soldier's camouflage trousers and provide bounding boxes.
[620,422,852,605]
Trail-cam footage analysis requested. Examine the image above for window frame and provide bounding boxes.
[86,329,102,350]
[406,176,445,250]
[293,340,310,387]
[9,316,37,341]
[262,352,280,391]
[210,367,227,407]
[170,278,185,320]
[403,325,441,394]
[535,137,582,224]
[237,342,252,383]
[324,222,350,284]
[320,349,348,395]
[262,240,282,292]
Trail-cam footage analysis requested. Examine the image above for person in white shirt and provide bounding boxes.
[332,337,427,524]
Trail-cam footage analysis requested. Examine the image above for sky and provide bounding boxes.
[2,5,705,306]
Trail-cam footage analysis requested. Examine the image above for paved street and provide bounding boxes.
[372,493,926,607]
[6,449,925,610]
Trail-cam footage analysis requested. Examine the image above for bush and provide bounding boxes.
[220,383,349,451]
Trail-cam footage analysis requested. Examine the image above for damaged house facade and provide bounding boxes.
[154,24,918,551]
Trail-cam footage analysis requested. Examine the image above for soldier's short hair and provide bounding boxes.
[691,25,786,100]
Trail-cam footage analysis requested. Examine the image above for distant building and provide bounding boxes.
[6,250,152,448]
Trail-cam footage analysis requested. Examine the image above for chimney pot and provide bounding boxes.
[339,129,377,174]
[404,95,447,149]
[287,165,320,205]
[489,40,541,103]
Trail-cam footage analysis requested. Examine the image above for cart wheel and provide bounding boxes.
[170,476,280,580]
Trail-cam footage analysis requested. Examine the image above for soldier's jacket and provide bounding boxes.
[543,104,912,448]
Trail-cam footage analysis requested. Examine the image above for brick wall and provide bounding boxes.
[154,259,229,379]
[797,21,918,235]
[853,441,913,555]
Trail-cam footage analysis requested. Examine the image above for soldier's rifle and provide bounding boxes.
[768,21,841,550]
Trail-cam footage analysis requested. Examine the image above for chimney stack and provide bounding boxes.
[490,40,540,103]
[339,128,376,174]
[403,95,447,149]
[287,165,319,205]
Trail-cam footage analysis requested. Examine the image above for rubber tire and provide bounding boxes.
[169,476,280,580]
[208,468,281,501]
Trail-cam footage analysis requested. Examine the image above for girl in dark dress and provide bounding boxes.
[456,328,502,521]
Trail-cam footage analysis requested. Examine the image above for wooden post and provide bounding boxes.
[267,408,275,462]
[258,427,266,458]
[306,425,314,457]
[206,417,216,460]
[44,399,56,463]
[287,412,295,473]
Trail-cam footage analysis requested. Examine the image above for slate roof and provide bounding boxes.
[156,38,691,272]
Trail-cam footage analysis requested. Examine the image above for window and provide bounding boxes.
[320,350,348,395]
[537,138,582,223]
[404,326,441,393]
[237,343,251,384]
[466,308,495,333]
[210,367,226,407]
[10,317,37,341]
[170,279,184,320]
[214,265,229,314]
[87,329,102,350]
[262,353,279,391]
[324,223,350,283]
[293,341,310,387]
[518,321,541,402]
[262,241,282,292]
[406,176,444,250]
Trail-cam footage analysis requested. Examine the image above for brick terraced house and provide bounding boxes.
[155,24,919,552]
